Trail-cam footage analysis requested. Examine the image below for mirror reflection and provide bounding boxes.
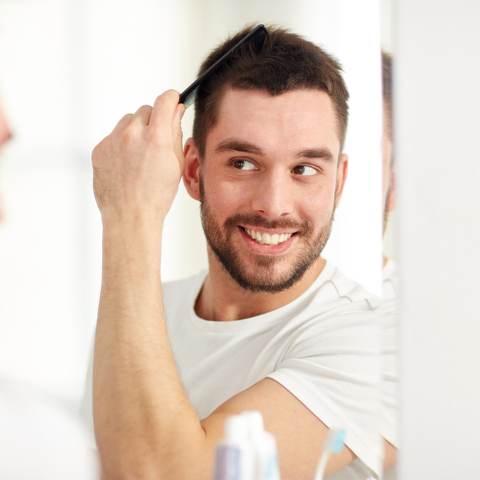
[0,1,396,479]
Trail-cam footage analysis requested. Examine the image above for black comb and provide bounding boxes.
[179,24,269,108]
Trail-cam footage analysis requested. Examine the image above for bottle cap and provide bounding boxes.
[224,415,249,442]
[242,410,265,440]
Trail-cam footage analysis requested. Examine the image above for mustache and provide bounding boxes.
[224,213,312,235]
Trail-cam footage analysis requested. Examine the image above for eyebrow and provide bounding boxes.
[214,138,335,163]
[214,139,264,156]
[295,148,334,163]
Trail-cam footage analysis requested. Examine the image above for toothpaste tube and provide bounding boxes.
[242,411,280,480]
[214,414,255,480]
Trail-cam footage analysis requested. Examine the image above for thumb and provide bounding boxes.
[172,103,186,164]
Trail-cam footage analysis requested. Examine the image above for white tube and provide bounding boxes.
[242,411,280,480]
[214,415,255,480]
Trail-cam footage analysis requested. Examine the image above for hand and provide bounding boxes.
[92,90,186,226]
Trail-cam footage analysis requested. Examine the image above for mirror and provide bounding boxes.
[0,0,395,478]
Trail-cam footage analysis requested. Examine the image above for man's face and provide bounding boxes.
[186,88,347,293]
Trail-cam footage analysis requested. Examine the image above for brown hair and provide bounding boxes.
[192,25,350,158]
[382,50,393,141]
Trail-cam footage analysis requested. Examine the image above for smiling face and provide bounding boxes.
[184,88,347,293]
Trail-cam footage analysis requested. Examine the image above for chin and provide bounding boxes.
[224,259,314,294]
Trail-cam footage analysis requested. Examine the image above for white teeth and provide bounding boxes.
[246,229,293,245]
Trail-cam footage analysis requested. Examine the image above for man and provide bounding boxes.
[380,50,399,479]
[87,26,383,479]
[381,50,397,294]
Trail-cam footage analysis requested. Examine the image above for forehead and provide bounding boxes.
[205,88,341,156]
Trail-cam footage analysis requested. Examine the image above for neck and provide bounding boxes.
[195,248,326,321]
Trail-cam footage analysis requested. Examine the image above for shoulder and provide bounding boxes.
[284,263,382,347]
[274,264,382,354]
[307,262,381,314]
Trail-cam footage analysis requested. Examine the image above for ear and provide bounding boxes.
[386,161,396,213]
[183,137,201,201]
[334,154,349,208]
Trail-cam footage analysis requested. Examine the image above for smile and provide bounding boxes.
[243,228,294,245]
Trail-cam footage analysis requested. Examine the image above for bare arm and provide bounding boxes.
[92,91,361,480]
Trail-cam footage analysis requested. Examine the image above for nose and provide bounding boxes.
[251,169,294,218]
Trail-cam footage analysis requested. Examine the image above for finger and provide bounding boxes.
[112,113,133,133]
[149,90,180,134]
[130,105,153,127]
[172,103,186,164]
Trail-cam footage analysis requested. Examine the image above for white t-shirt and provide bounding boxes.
[380,259,399,480]
[1,380,99,480]
[82,261,383,479]
[382,259,398,302]
[379,259,398,447]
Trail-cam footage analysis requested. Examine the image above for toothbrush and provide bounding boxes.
[313,428,346,480]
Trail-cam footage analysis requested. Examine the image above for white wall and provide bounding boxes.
[0,0,383,408]
[0,0,187,408]
[396,1,480,477]
[296,1,383,294]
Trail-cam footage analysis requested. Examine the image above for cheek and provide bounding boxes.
[203,175,252,217]
[296,183,336,221]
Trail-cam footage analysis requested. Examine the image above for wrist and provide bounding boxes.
[101,207,166,231]
[101,214,164,273]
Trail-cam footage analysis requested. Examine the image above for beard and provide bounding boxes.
[199,178,334,293]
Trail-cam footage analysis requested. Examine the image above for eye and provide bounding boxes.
[233,159,256,170]
[292,165,317,176]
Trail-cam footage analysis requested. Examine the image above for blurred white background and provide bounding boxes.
[0,0,383,409]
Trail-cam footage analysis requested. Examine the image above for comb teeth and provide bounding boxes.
[179,25,269,108]
[181,91,197,109]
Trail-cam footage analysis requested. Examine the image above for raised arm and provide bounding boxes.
[91,91,356,480]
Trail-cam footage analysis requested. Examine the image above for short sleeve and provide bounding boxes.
[266,310,383,478]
